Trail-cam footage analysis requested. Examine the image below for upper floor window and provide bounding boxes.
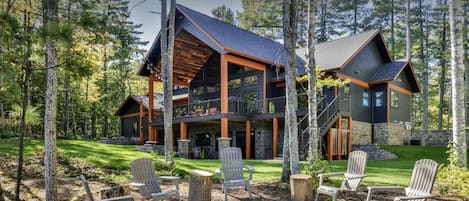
[192,86,204,96]
[363,90,369,107]
[375,90,384,107]
[391,90,399,108]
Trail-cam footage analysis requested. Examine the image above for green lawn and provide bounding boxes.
[0,138,464,186]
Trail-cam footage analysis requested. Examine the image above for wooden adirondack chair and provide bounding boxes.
[215,147,255,201]
[315,150,367,201]
[366,159,438,201]
[80,175,134,201]
[130,158,180,201]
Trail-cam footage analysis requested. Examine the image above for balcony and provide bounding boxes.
[151,93,336,123]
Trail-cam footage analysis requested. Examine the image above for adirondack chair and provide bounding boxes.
[80,175,134,201]
[315,150,367,201]
[130,158,180,201]
[366,159,438,201]
[215,147,255,201]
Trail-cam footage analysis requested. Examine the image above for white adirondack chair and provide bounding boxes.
[130,158,180,201]
[315,150,368,201]
[80,175,134,201]
[215,147,255,201]
[366,159,438,201]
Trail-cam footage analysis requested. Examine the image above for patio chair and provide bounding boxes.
[130,158,180,201]
[366,159,438,201]
[80,175,134,201]
[315,150,367,201]
[215,147,255,201]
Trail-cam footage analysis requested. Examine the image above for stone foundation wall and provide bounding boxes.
[351,121,372,144]
[411,130,469,146]
[373,123,410,145]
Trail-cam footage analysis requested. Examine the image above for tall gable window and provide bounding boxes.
[391,90,399,108]
[375,91,384,107]
[363,90,369,107]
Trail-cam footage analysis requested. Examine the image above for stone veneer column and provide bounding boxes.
[177,139,190,158]
[217,137,231,158]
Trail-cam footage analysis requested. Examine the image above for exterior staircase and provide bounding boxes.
[299,96,341,160]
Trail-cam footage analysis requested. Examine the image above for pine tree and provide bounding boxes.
[211,5,235,25]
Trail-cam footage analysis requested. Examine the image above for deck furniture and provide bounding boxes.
[130,158,180,201]
[315,150,367,201]
[215,147,255,201]
[366,159,438,201]
[80,175,134,201]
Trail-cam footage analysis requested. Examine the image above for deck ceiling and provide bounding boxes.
[158,30,214,85]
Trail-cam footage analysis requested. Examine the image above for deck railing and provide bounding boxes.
[152,94,331,121]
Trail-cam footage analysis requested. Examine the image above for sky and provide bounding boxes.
[128,0,243,53]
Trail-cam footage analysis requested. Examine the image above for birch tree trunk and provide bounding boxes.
[15,1,32,199]
[283,0,299,177]
[448,0,467,168]
[438,0,448,130]
[420,0,429,135]
[405,0,411,60]
[161,0,176,164]
[281,110,291,182]
[307,0,319,160]
[43,0,59,200]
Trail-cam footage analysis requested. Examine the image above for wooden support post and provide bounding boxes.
[188,170,213,201]
[220,55,228,114]
[221,118,228,138]
[180,122,187,140]
[290,174,313,201]
[139,100,144,145]
[337,116,342,160]
[273,118,278,158]
[148,75,154,141]
[246,120,251,159]
[348,116,353,156]
[328,128,333,161]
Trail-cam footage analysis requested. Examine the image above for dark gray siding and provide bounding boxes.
[119,101,140,115]
[349,83,371,122]
[338,39,388,81]
[121,114,149,139]
[390,90,411,122]
[391,70,412,91]
[372,84,387,123]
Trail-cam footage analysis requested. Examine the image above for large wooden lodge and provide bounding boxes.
[115,4,420,160]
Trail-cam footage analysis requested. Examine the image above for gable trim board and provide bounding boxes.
[389,83,412,96]
[336,73,369,88]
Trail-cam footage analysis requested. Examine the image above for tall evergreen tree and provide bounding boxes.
[211,5,235,25]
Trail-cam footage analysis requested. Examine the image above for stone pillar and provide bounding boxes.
[178,139,190,158]
[217,137,231,158]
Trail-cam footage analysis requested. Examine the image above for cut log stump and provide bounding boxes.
[290,174,313,201]
[188,170,213,201]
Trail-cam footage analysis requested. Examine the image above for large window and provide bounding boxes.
[391,90,399,108]
[363,89,369,107]
[375,90,384,107]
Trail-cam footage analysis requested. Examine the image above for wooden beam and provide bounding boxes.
[221,55,228,113]
[328,128,333,161]
[180,122,187,140]
[337,116,342,160]
[389,83,412,96]
[221,118,228,138]
[224,54,265,71]
[148,74,155,141]
[273,118,278,158]
[139,100,144,145]
[120,111,148,118]
[246,120,251,160]
[336,73,370,88]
